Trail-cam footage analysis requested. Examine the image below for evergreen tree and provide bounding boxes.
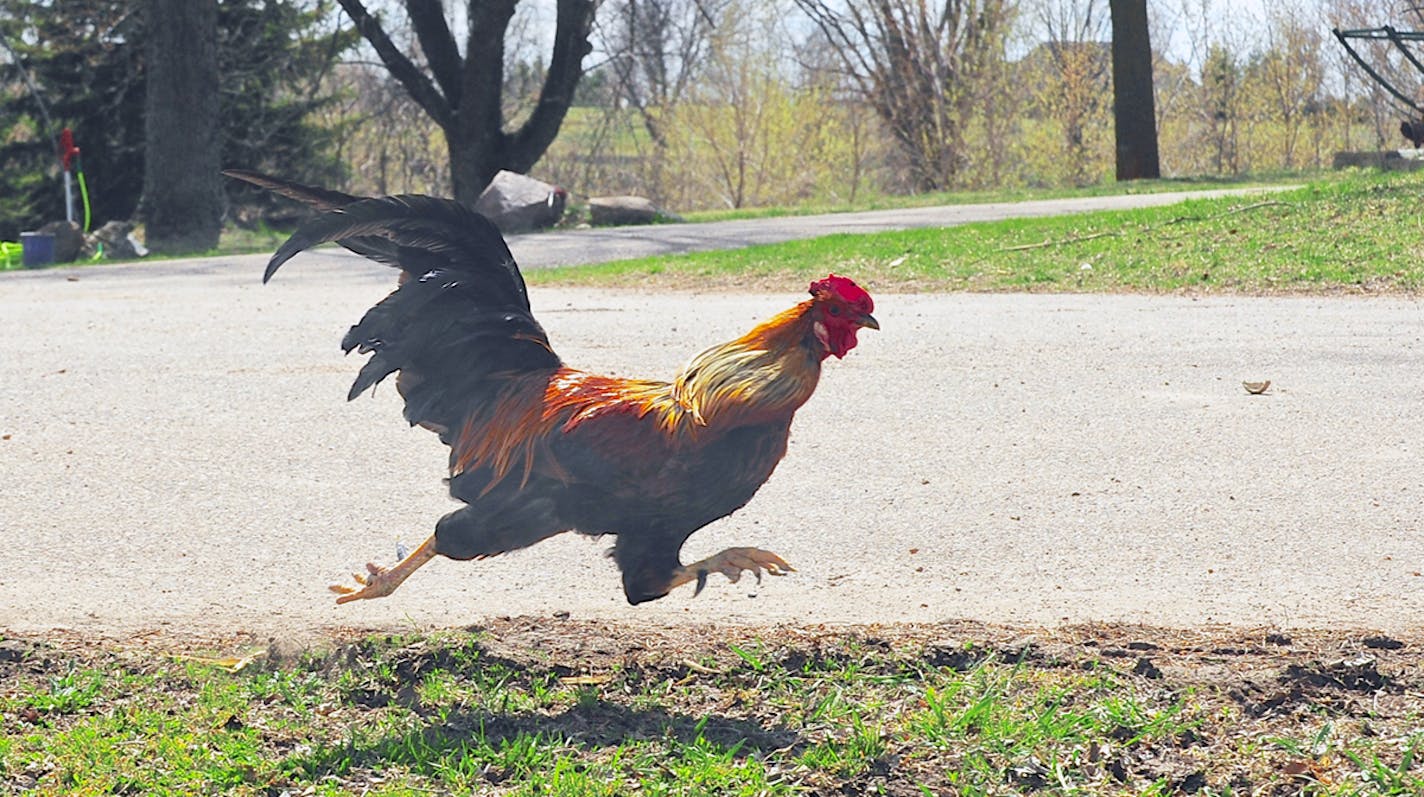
[0,0,355,240]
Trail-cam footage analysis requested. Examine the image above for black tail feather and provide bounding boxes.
[261,194,531,311]
[224,169,444,280]
[236,169,561,435]
[222,169,359,210]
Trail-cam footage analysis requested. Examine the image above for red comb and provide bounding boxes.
[809,274,873,311]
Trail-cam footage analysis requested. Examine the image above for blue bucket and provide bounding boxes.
[20,232,55,268]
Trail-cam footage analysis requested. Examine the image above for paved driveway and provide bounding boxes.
[2,190,1420,641]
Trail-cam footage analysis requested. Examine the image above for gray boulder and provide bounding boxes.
[88,220,149,260]
[474,170,567,233]
[38,220,84,263]
[588,195,664,226]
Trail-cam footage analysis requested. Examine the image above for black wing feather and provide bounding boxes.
[229,170,561,438]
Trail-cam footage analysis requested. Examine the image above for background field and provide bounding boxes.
[528,169,1424,296]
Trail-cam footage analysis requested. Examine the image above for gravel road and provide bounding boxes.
[2,190,1420,641]
[505,187,1292,268]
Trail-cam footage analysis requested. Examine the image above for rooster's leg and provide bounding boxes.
[668,547,794,596]
[329,534,438,604]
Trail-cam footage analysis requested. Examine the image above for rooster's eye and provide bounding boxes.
[828,305,842,316]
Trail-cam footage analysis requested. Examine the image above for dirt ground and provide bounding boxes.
[3,617,1421,795]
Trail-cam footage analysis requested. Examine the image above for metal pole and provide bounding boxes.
[1384,26,1424,84]
[63,170,74,223]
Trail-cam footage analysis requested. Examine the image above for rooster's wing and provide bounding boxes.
[244,172,561,442]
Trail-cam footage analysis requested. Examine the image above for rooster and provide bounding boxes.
[226,170,877,605]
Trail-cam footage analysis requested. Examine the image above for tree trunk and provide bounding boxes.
[143,0,222,253]
[338,0,597,206]
[448,0,517,203]
[448,132,505,204]
[1109,0,1161,181]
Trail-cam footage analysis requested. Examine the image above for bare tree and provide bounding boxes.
[600,0,725,145]
[593,0,727,203]
[144,0,222,253]
[1028,0,1112,186]
[966,24,1025,189]
[1169,0,1249,174]
[795,0,1013,191]
[1201,42,1242,173]
[668,1,845,208]
[335,0,600,203]
[797,32,882,201]
[1248,1,1324,168]
[320,63,448,197]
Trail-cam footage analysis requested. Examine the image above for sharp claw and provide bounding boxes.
[352,573,368,585]
[329,584,356,595]
[764,554,792,575]
[681,548,794,595]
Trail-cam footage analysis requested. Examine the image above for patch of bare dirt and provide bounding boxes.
[7,617,1422,693]
[5,619,1422,795]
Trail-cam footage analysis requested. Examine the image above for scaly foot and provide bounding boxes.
[329,535,438,604]
[670,546,795,596]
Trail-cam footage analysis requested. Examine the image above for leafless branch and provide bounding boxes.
[336,0,453,128]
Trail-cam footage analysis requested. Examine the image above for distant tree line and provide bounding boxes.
[326,0,1413,211]
[531,0,1413,209]
[1,0,1419,239]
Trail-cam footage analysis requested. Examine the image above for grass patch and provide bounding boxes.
[215,224,290,258]
[527,169,1424,295]
[3,621,1423,795]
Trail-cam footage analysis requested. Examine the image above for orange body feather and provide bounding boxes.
[451,299,825,492]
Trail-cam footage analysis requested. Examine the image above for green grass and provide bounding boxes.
[213,224,290,257]
[3,622,1422,795]
[528,169,1424,294]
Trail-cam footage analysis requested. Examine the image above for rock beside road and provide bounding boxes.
[588,195,674,226]
[24,220,149,264]
[38,221,85,263]
[88,220,148,260]
[474,170,568,233]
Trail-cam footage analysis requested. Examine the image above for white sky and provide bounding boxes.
[388,0,1417,78]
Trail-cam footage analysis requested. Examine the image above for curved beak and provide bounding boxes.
[857,313,880,330]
